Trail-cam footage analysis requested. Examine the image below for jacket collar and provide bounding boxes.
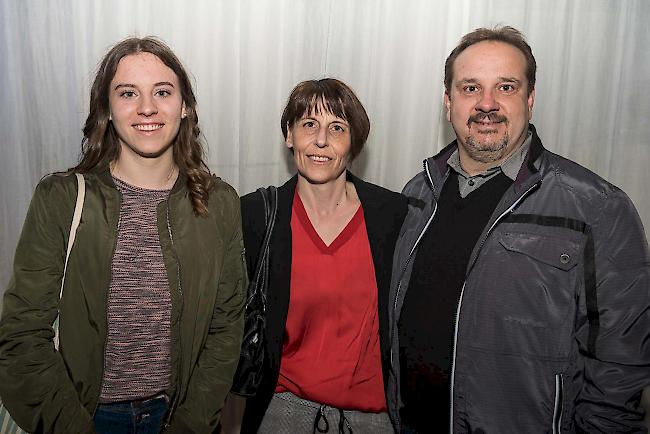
[426,123,545,193]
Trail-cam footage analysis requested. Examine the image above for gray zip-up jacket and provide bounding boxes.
[388,125,650,433]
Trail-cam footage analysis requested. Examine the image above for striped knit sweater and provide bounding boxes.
[99,177,172,402]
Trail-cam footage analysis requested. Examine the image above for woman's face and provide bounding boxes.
[286,104,352,185]
[108,52,185,161]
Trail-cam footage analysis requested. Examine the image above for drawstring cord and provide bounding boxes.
[338,409,353,434]
[312,405,353,434]
[313,405,329,433]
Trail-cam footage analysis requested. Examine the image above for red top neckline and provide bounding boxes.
[292,191,363,255]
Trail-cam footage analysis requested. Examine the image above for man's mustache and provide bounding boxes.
[467,112,507,126]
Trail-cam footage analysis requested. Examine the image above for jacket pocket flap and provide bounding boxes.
[498,233,580,271]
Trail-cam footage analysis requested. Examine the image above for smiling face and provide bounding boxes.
[444,41,535,174]
[108,52,186,161]
[286,102,352,185]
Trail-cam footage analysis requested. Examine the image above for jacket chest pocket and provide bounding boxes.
[499,232,580,272]
[466,232,582,358]
[498,232,581,323]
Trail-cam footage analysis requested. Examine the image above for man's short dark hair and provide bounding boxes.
[444,25,536,96]
[281,78,370,161]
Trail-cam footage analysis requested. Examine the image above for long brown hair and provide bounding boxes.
[71,36,215,216]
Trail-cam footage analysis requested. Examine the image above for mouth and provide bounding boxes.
[468,113,507,128]
[476,119,500,126]
[474,121,501,132]
[308,154,332,163]
[133,123,164,131]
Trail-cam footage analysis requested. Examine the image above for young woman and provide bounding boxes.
[237,79,407,433]
[0,37,246,434]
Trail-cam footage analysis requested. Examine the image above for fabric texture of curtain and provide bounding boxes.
[1,0,649,425]
[1,0,649,302]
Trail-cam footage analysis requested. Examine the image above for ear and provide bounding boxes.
[181,102,187,119]
[527,88,535,120]
[286,127,294,149]
[444,91,452,122]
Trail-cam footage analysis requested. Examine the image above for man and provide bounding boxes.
[388,26,650,433]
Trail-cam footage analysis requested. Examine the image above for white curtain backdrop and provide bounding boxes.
[1,0,650,423]
[2,0,649,293]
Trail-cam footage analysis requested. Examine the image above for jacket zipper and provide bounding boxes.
[448,181,541,433]
[164,200,183,428]
[390,208,435,357]
[392,160,438,318]
[391,160,438,425]
[392,160,438,350]
[553,373,564,434]
[92,193,122,418]
[448,281,465,431]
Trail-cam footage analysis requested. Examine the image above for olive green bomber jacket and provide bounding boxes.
[0,168,247,433]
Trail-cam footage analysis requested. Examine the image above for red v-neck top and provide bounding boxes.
[275,192,387,412]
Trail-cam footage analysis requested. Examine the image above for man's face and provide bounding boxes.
[444,41,535,174]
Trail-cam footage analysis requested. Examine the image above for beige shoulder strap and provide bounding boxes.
[53,173,85,350]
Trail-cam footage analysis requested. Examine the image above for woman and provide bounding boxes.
[0,37,246,434]
[239,79,407,433]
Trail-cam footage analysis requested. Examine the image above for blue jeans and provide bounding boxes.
[93,394,168,434]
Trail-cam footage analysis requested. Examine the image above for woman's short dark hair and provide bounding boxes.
[444,25,536,96]
[72,36,214,216]
[280,78,370,161]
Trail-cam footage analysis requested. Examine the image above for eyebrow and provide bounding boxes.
[113,81,175,90]
[457,78,478,85]
[498,76,522,84]
[300,115,349,125]
[456,77,522,85]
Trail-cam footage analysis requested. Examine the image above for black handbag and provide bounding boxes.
[231,186,278,396]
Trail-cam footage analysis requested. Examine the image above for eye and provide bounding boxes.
[461,84,480,94]
[499,83,517,93]
[119,90,137,98]
[302,120,316,128]
[155,89,172,97]
[330,123,347,133]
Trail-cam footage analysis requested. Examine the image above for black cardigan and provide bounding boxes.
[240,173,407,433]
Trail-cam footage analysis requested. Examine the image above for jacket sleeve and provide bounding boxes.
[165,190,247,433]
[0,177,95,434]
[574,189,650,433]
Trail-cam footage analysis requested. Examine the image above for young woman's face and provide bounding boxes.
[108,52,185,161]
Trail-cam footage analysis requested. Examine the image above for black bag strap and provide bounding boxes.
[247,186,278,309]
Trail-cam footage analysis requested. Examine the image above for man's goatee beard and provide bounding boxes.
[464,132,509,163]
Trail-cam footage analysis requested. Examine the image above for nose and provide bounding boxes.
[137,94,158,117]
[315,125,327,148]
[475,89,499,113]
